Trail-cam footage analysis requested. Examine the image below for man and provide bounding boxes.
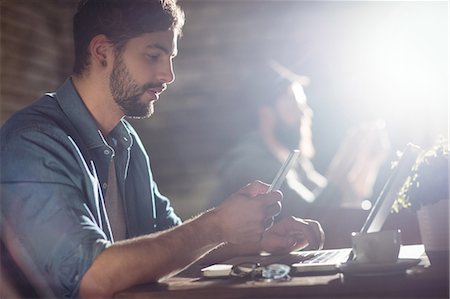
[0,1,323,298]
[209,62,390,217]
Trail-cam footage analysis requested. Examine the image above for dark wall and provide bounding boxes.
[1,0,75,118]
[1,0,448,220]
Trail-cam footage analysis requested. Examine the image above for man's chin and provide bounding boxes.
[124,104,154,119]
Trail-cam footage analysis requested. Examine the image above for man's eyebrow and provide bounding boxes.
[146,44,177,57]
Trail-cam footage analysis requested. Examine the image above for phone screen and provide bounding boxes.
[267,149,300,192]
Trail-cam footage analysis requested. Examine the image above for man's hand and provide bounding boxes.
[213,181,282,244]
[260,216,324,254]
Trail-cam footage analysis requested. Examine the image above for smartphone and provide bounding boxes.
[267,149,300,192]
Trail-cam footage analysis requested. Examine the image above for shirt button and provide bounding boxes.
[102,182,108,189]
[104,149,110,155]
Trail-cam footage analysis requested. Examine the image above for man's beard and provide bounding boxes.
[273,115,301,150]
[110,56,156,118]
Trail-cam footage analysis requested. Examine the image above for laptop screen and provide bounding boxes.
[360,143,422,234]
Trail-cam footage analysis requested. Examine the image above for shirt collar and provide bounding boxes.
[108,119,133,151]
[55,78,132,151]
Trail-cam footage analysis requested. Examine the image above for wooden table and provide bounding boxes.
[116,248,449,299]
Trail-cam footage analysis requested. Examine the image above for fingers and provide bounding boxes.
[260,192,282,231]
[258,190,282,208]
[216,182,283,245]
[261,232,298,253]
[261,216,325,254]
[236,181,282,213]
[265,201,282,218]
[309,220,325,250]
[298,218,325,250]
[237,182,282,221]
[237,180,270,197]
[263,217,274,231]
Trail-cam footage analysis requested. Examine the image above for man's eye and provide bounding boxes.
[146,55,160,62]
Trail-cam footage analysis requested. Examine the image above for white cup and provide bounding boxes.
[351,230,402,264]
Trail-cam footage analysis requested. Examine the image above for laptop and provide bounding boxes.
[202,143,423,277]
[291,142,423,273]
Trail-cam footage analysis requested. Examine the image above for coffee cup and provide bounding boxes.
[351,230,402,264]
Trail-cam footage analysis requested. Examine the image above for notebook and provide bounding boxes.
[202,143,423,277]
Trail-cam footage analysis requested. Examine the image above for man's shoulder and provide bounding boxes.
[0,96,86,184]
[3,93,56,123]
[2,94,67,139]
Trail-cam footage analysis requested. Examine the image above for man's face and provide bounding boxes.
[109,30,178,118]
[274,82,313,150]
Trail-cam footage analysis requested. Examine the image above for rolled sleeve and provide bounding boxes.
[152,182,182,228]
[1,182,110,298]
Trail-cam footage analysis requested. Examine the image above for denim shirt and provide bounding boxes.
[0,78,181,298]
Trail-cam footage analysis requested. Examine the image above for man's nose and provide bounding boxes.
[158,59,175,85]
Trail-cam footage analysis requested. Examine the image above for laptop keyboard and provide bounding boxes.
[298,249,351,264]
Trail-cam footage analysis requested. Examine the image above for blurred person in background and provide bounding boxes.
[208,61,390,218]
[0,2,324,298]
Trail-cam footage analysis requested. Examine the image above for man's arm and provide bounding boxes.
[79,181,282,298]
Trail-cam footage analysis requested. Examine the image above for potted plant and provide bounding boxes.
[392,140,449,266]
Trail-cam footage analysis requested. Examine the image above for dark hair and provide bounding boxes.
[73,0,185,75]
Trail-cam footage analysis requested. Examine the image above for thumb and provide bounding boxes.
[237,180,270,197]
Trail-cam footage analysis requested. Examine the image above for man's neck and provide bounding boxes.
[71,74,123,136]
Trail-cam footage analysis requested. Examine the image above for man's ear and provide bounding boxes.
[89,34,113,68]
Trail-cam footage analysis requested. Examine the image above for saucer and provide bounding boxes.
[337,258,421,276]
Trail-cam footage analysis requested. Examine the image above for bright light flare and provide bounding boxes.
[335,3,448,146]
